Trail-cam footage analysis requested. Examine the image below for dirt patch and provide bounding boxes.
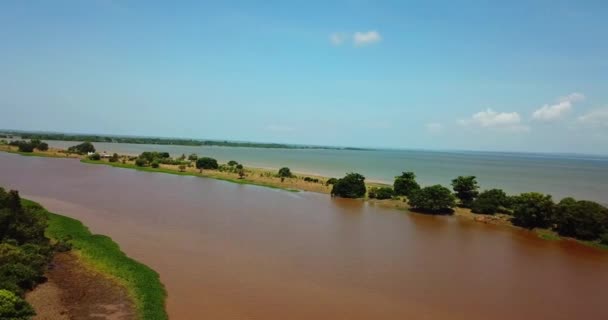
[26,252,136,320]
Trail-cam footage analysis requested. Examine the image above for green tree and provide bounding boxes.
[88,153,101,161]
[67,142,95,154]
[393,172,420,197]
[408,185,456,213]
[196,157,219,171]
[151,160,160,168]
[471,189,509,214]
[331,173,366,198]
[451,176,479,207]
[228,160,238,166]
[278,167,293,178]
[178,164,186,172]
[17,142,34,153]
[0,289,35,320]
[511,192,554,229]
[325,178,338,186]
[236,164,243,170]
[188,154,198,161]
[553,198,608,240]
[36,142,49,151]
[135,158,147,167]
[109,153,119,163]
[368,187,394,200]
[238,168,245,179]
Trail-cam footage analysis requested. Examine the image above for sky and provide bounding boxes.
[1,1,607,154]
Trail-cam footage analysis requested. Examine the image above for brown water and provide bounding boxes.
[1,152,607,320]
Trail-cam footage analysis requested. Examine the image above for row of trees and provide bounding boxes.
[8,139,48,153]
[328,171,608,244]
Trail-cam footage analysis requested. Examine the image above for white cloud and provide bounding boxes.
[460,109,528,132]
[426,122,443,134]
[578,108,608,128]
[353,31,382,46]
[329,32,346,46]
[532,92,585,122]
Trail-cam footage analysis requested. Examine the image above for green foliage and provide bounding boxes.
[393,172,420,197]
[67,142,95,154]
[408,185,456,213]
[187,153,198,161]
[601,233,608,245]
[303,177,319,183]
[151,161,160,168]
[451,176,479,207]
[0,289,35,320]
[135,158,147,167]
[109,153,119,163]
[236,164,243,170]
[178,164,186,172]
[278,167,293,178]
[368,187,394,200]
[325,178,338,186]
[553,198,608,240]
[228,160,238,166]
[36,142,48,151]
[88,153,101,161]
[511,192,554,229]
[331,173,366,198]
[196,157,219,170]
[471,189,509,214]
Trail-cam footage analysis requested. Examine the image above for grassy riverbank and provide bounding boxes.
[22,199,168,320]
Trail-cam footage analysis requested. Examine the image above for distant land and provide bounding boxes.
[0,130,370,151]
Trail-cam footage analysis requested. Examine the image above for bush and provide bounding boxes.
[553,198,608,240]
[88,153,101,161]
[511,192,554,229]
[135,158,147,167]
[36,142,48,151]
[471,189,509,214]
[228,160,238,166]
[178,164,186,172]
[408,185,456,213]
[451,176,479,207]
[188,154,198,161]
[109,153,119,163]
[601,233,608,245]
[368,187,394,200]
[331,173,366,198]
[0,289,35,320]
[196,157,219,170]
[278,167,293,178]
[151,161,160,168]
[325,178,338,186]
[67,142,95,154]
[393,172,420,197]
[303,177,319,183]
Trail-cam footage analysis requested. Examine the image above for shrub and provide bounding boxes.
[109,153,119,163]
[0,289,35,320]
[196,157,219,170]
[368,187,394,200]
[228,160,238,166]
[325,178,338,186]
[151,161,160,168]
[278,167,293,178]
[451,176,479,207]
[408,185,456,213]
[178,164,186,172]
[236,164,243,170]
[471,189,509,214]
[36,142,49,151]
[88,153,101,161]
[67,142,95,154]
[553,198,608,240]
[393,172,420,197]
[188,154,198,161]
[511,192,554,229]
[331,173,366,198]
[135,158,147,167]
[601,233,608,245]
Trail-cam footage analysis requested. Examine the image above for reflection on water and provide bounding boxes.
[1,152,607,320]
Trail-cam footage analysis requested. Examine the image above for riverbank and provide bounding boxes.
[22,199,168,320]
[1,145,605,251]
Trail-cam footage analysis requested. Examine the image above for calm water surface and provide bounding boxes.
[45,140,608,204]
[1,152,607,319]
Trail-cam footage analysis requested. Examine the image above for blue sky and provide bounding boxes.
[1,1,607,154]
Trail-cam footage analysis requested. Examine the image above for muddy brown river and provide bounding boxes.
[1,152,607,319]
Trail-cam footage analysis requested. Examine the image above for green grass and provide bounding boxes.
[0,148,68,158]
[81,159,300,192]
[21,199,168,320]
[536,229,561,241]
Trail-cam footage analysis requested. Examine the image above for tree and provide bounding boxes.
[135,158,147,167]
[151,160,160,168]
[471,189,509,214]
[368,187,394,200]
[36,142,49,151]
[238,169,245,179]
[228,160,238,166]
[109,153,119,163]
[188,154,198,161]
[553,198,608,240]
[451,176,479,207]
[331,173,366,198]
[178,164,186,172]
[0,289,35,320]
[67,142,95,154]
[17,142,34,153]
[278,167,293,178]
[196,157,219,171]
[325,178,338,186]
[393,172,420,197]
[88,153,101,161]
[236,164,243,170]
[408,185,456,213]
[511,192,554,229]
[178,154,186,161]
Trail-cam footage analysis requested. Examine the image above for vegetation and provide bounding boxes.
[36,142,48,151]
[0,289,35,320]
[187,153,198,161]
[368,187,394,200]
[278,167,293,178]
[393,172,420,197]
[331,173,366,198]
[109,153,119,163]
[471,189,509,214]
[408,185,456,213]
[196,157,219,170]
[228,160,238,166]
[88,153,101,161]
[325,178,338,186]
[67,142,95,154]
[451,176,479,207]
[553,198,608,240]
[511,192,554,229]
[7,140,48,153]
